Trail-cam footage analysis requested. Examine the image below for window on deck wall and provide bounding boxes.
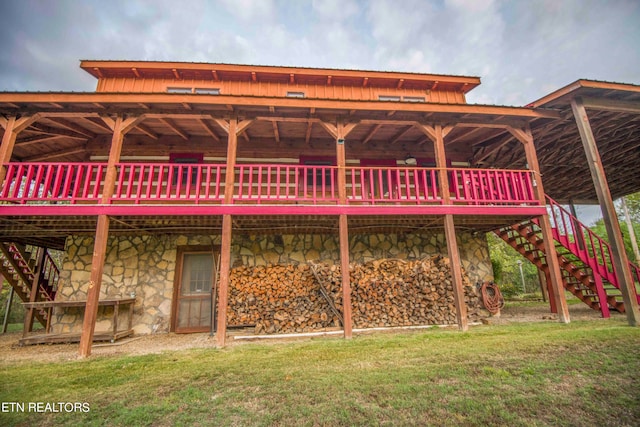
[359,159,398,200]
[299,156,336,196]
[170,153,204,186]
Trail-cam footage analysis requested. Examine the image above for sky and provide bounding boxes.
[1,0,638,223]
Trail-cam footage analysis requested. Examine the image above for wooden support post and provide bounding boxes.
[79,115,126,357]
[510,125,570,323]
[215,118,239,347]
[215,214,232,347]
[2,286,14,334]
[428,124,467,329]
[571,98,640,326]
[339,214,353,338]
[223,118,238,203]
[23,248,46,334]
[335,122,354,338]
[444,215,468,331]
[0,115,38,187]
[432,124,451,204]
[79,214,110,357]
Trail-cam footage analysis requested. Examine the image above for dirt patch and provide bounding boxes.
[0,301,622,363]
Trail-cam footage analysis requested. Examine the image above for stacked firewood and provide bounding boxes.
[226,256,480,334]
[227,264,342,334]
[310,256,480,328]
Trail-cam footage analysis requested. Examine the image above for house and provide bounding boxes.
[1,61,638,357]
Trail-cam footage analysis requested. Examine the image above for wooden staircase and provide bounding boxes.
[495,196,640,317]
[0,242,59,328]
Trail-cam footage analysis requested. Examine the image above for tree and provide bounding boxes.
[588,191,640,264]
[486,232,540,294]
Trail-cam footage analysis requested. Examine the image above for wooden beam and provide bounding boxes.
[15,134,67,148]
[1,117,21,186]
[215,214,232,347]
[443,215,468,331]
[305,121,313,145]
[45,117,96,139]
[581,96,640,114]
[213,119,229,135]
[390,125,414,144]
[78,116,112,133]
[172,68,181,80]
[362,77,368,88]
[397,79,404,89]
[27,123,88,140]
[236,119,253,136]
[121,115,147,134]
[362,124,382,144]
[134,123,159,140]
[474,133,514,163]
[339,214,352,339]
[159,118,189,140]
[24,146,86,162]
[520,126,571,323]
[131,68,141,78]
[198,118,221,142]
[571,97,640,325]
[272,121,280,143]
[318,121,338,139]
[415,123,437,144]
[78,214,110,358]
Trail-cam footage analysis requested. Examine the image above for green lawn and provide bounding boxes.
[1,320,639,426]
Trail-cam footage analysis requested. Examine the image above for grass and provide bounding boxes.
[1,320,639,426]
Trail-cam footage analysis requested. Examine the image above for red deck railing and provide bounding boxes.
[0,162,538,208]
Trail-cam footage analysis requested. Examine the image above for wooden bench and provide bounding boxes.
[19,298,135,346]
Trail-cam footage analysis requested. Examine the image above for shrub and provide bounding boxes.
[498,282,520,299]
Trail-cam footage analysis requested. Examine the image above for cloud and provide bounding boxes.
[0,0,638,107]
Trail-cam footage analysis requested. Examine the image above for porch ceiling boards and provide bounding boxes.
[0,213,536,251]
[0,92,554,165]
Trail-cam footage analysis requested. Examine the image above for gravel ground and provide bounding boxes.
[0,302,624,363]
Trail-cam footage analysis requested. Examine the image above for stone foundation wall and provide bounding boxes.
[53,232,493,335]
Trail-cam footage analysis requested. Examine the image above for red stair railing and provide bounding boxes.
[545,195,640,302]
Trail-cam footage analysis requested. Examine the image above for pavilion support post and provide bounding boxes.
[215,118,239,347]
[215,214,232,347]
[23,247,46,334]
[79,115,127,358]
[571,98,640,326]
[513,126,570,323]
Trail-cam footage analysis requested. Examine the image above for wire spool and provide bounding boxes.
[480,282,505,315]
